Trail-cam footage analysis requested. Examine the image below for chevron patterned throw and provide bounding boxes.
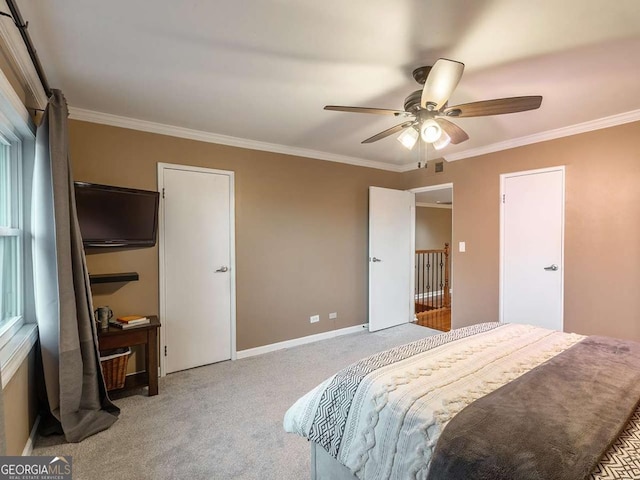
[590,407,640,480]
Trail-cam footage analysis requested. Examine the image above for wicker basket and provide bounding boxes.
[100,347,131,391]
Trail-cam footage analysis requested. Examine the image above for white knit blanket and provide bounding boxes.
[284,323,586,480]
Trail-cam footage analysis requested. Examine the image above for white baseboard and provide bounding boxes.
[236,324,368,359]
[22,414,40,456]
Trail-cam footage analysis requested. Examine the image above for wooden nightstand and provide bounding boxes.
[97,315,161,396]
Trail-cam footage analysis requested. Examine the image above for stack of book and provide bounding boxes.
[109,315,150,329]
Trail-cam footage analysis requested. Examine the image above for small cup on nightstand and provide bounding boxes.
[94,306,113,330]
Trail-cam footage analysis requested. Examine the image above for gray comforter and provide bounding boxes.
[427,336,640,480]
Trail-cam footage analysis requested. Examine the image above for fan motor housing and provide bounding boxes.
[404,90,422,113]
[412,66,432,85]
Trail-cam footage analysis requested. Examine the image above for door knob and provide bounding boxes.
[371,257,382,263]
[215,266,229,272]
[543,264,558,271]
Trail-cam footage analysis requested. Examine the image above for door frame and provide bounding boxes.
[499,166,565,325]
[157,162,237,377]
[407,182,454,319]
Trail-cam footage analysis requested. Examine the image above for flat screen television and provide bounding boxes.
[74,182,160,247]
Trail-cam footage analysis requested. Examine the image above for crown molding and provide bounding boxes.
[442,109,640,163]
[0,60,34,136]
[398,162,424,173]
[68,107,404,172]
[0,1,48,109]
[68,106,640,173]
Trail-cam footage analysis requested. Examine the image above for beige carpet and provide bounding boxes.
[33,323,436,480]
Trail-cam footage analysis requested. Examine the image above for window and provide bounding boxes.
[0,58,37,383]
[0,132,23,342]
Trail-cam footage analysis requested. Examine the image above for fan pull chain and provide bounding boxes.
[417,137,428,169]
[424,142,429,168]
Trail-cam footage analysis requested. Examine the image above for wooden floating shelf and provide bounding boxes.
[89,272,139,284]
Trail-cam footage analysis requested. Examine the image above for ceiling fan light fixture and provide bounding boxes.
[420,119,442,143]
[323,58,542,151]
[433,131,451,150]
[397,126,419,150]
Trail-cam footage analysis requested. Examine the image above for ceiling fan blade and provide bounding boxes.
[362,122,414,144]
[421,58,465,110]
[443,96,543,118]
[435,118,469,145]
[324,105,410,116]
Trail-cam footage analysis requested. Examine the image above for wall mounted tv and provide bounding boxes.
[74,182,160,248]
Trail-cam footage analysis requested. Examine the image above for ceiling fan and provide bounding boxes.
[325,58,542,151]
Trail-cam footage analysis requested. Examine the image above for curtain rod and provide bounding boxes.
[2,0,52,98]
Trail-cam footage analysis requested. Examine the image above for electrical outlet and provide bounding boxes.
[310,315,320,323]
[329,312,337,320]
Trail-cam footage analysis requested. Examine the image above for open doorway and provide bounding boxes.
[409,183,453,331]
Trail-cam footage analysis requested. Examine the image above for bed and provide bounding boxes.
[283,323,640,480]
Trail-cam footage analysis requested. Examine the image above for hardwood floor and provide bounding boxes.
[414,307,451,332]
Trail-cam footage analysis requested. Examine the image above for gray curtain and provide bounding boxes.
[33,90,119,442]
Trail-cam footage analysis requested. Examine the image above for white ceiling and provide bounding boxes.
[16,0,640,170]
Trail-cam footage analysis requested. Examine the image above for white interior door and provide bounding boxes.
[369,186,415,332]
[501,167,564,330]
[160,165,234,373]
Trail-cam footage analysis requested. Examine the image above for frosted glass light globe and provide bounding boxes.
[397,127,419,150]
[420,119,442,143]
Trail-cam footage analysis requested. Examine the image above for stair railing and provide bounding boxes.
[415,243,450,312]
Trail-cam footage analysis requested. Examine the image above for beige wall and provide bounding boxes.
[415,207,452,250]
[403,121,640,341]
[3,348,38,455]
[70,120,402,351]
